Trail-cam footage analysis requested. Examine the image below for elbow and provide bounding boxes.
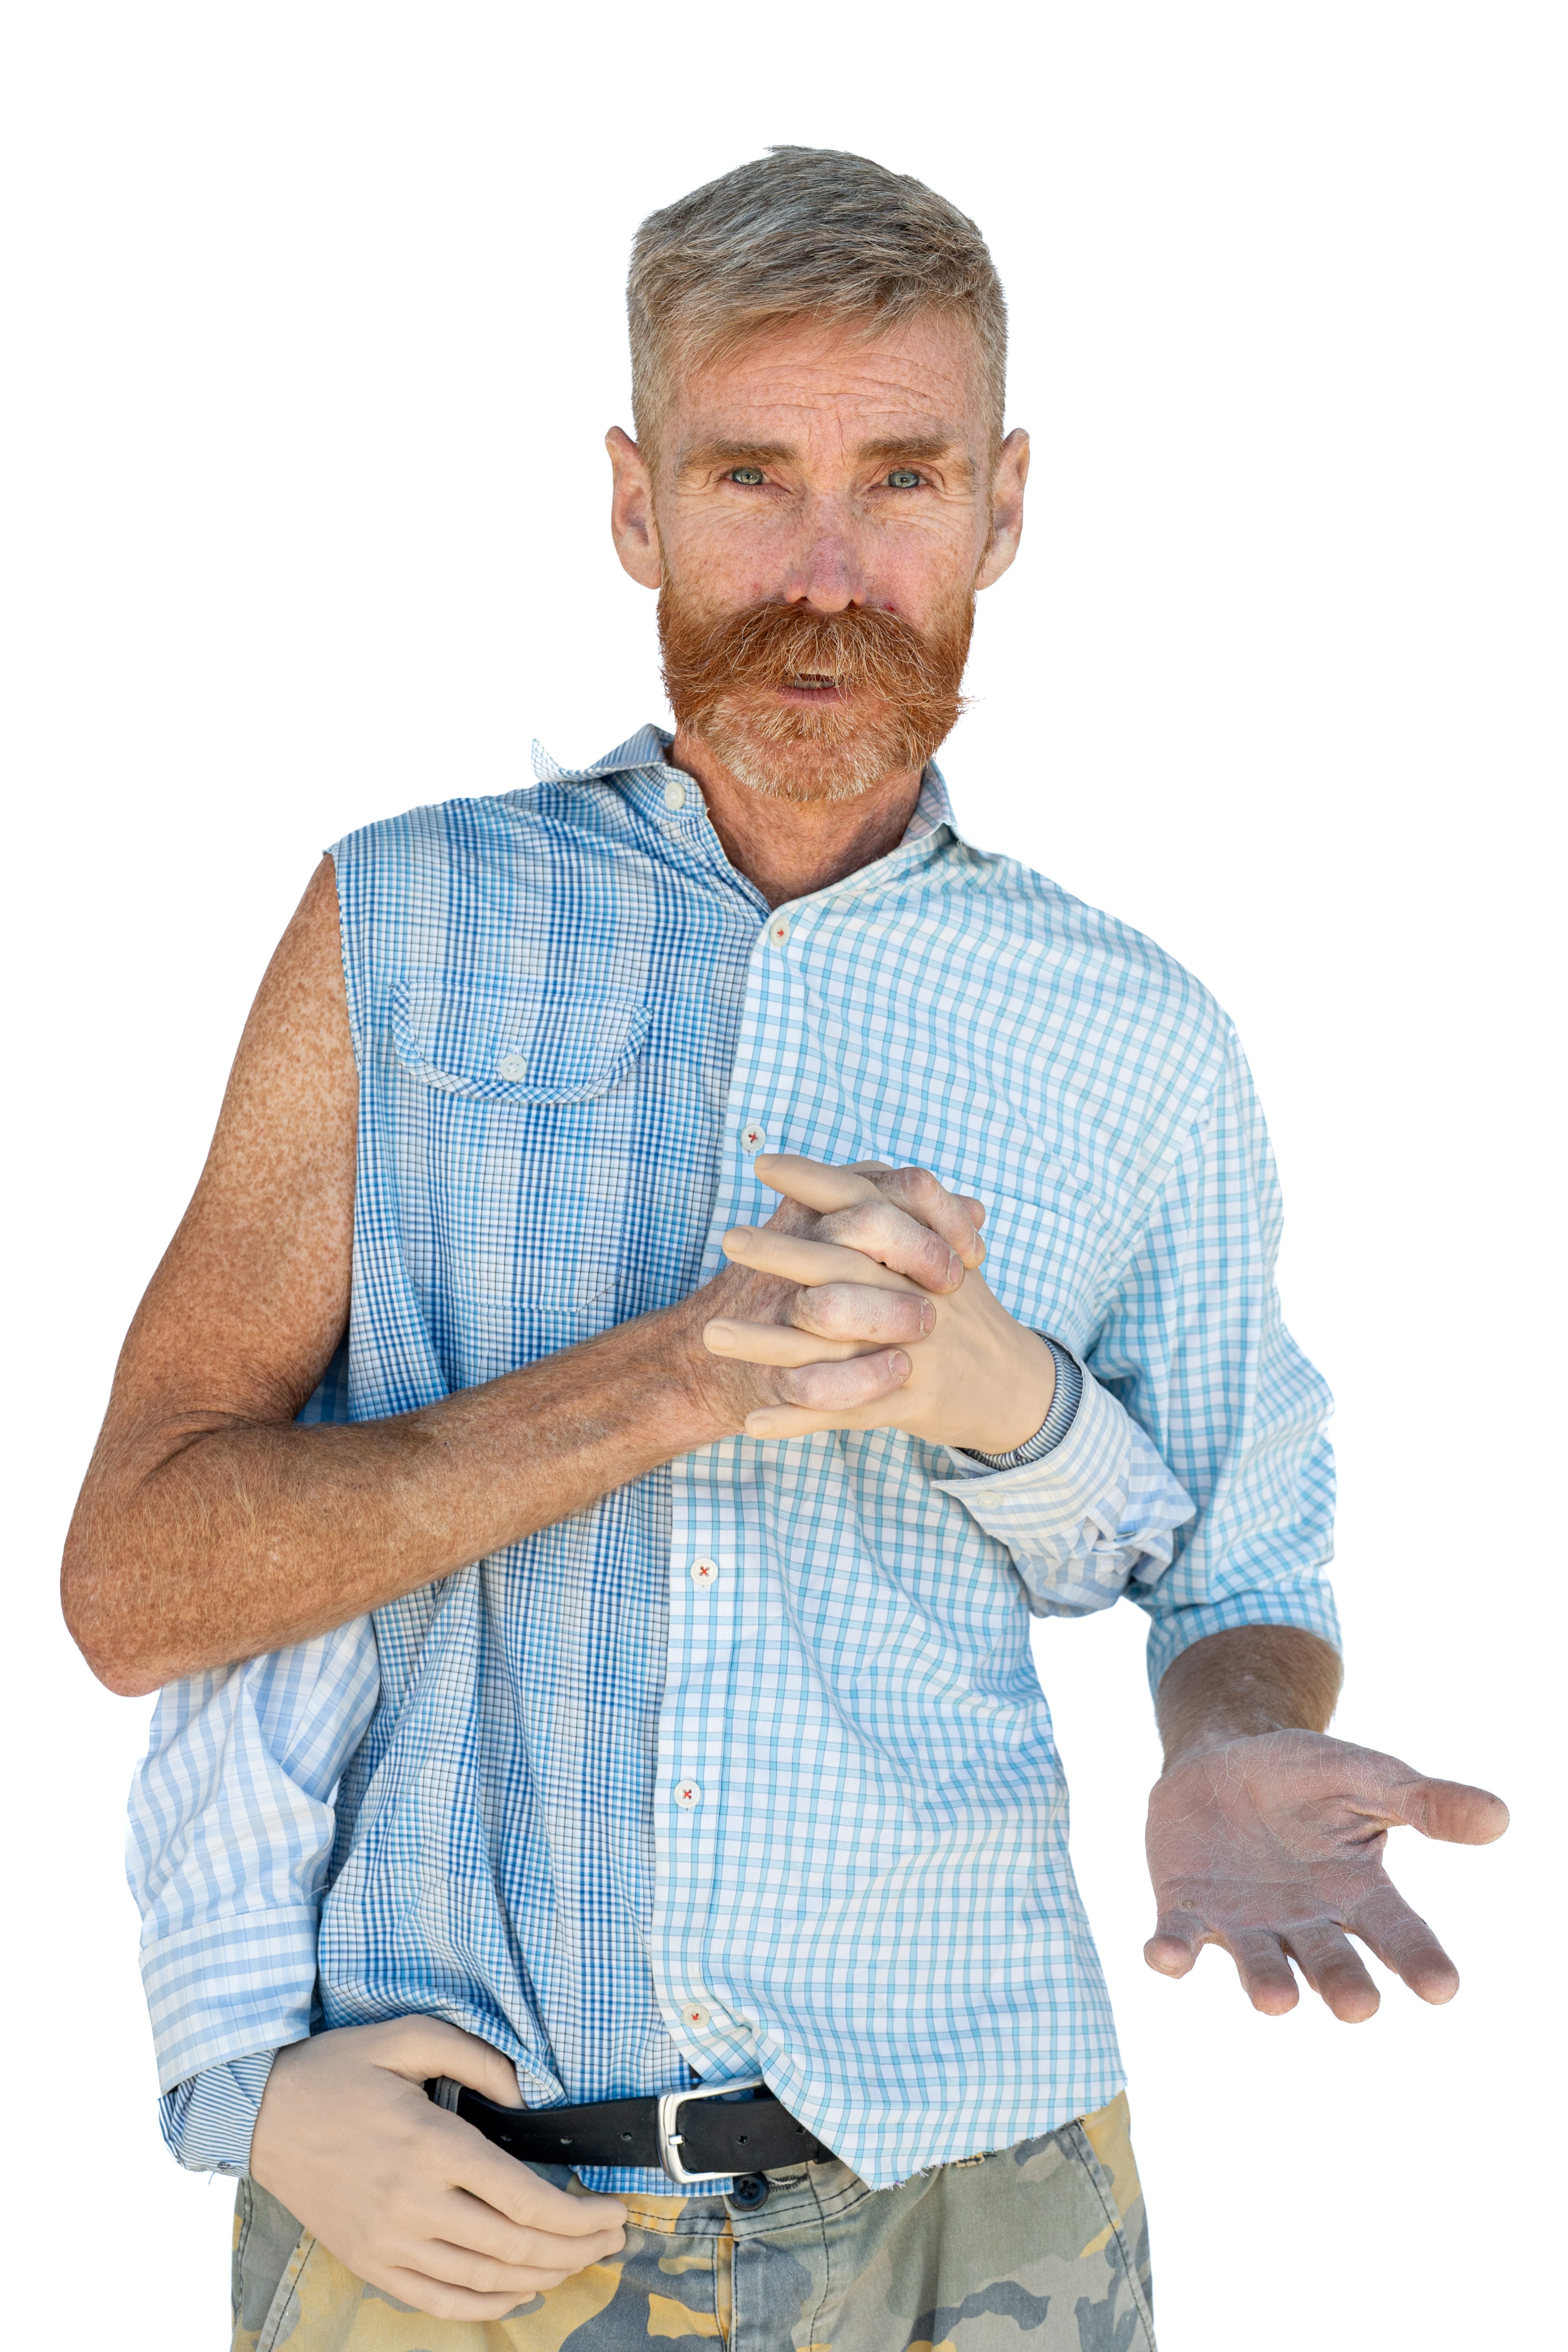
[60,1539,164,1698]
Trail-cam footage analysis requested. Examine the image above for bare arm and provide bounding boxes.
[62,862,980,1695]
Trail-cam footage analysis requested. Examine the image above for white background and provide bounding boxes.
[3,5,1561,2345]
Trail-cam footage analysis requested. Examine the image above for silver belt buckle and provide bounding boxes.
[656,2077,767,2184]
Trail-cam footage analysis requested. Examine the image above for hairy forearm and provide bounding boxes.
[64,1301,729,1694]
[1154,1624,1344,1769]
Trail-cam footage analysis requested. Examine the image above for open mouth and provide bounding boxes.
[777,673,846,703]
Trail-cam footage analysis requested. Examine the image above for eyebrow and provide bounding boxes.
[857,436,974,478]
[677,432,978,484]
[676,440,798,476]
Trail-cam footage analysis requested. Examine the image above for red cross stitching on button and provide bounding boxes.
[690,1557,719,1589]
[674,1780,702,1810]
[740,1122,766,1154]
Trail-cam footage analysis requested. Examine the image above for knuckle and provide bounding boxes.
[424,2287,472,2321]
[895,1164,940,1206]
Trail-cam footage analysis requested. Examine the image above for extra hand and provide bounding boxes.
[1144,1729,1509,2019]
[701,1156,1056,1453]
[249,2019,628,2322]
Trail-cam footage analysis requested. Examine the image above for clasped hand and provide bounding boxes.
[698,1153,1056,1454]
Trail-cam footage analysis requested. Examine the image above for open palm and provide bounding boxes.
[1144,1729,1508,2020]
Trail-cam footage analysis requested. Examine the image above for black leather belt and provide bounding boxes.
[427,2075,832,2185]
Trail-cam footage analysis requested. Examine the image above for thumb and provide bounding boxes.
[1382,1773,1510,1846]
[379,2016,524,2107]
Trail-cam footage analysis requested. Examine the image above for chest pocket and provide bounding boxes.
[392,978,650,1105]
[390,975,653,1315]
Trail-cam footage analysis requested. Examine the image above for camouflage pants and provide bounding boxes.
[232,2091,1154,2351]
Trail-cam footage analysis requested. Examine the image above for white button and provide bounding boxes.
[768,916,791,947]
[682,2002,709,2029]
[497,1054,528,1081]
[663,777,687,811]
[740,1122,766,1154]
[674,1779,702,1811]
[690,1557,719,1590]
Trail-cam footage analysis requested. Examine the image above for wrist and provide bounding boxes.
[655,1292,751,1446]
[962,1335,1076,1466]
[1155,1627,1344,1772]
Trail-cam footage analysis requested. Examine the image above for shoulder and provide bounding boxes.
[329,788,534,872]
[938,838,1236,1087]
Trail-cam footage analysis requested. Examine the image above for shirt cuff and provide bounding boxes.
[159,2049,278,2177]
[933,1362,1197,1616]
[1139,1577,1343,1700]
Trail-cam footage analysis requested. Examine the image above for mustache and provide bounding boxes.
[658,592,972,744]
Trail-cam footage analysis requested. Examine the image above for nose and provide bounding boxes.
[780,494,871,614]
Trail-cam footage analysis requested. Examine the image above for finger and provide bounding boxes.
[1143,1909,1206,1978]
[746,1355,913,1437]
[434,2186,629,2271]
[1382,1775,1510,1847]
[857,1162,989,1266]
[448,2128,628,2234]
[1281,1919,1381,2022]
[756,1154,988,1270]
[722,1227,919,1292]
[1346,1885,1462,2005]
[790,1281,938,1343]
[380,2019,527,2108]
[811,1197,966,1292]
[705,1320,880,1366]
[419,2210,627,2290]
[1222,1928,1301,2016]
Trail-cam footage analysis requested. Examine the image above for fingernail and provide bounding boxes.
[947,1250,963,1283]
[705,1324,733,1349]
[919,1300,936,1334]
[890,1353,911,1380]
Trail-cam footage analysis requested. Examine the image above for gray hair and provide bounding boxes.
[628,146,1007,458]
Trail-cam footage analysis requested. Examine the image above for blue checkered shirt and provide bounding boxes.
[128,727,1337,2192]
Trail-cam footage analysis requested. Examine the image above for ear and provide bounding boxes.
[976,428,1030,591]
[606,426,662,590]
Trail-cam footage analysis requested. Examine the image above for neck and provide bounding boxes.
[668,726,925,909]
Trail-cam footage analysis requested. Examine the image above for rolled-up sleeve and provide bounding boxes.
[127,1619,381,2133]
[1084,1020,1339,1695]
[935,1361,1198,1617]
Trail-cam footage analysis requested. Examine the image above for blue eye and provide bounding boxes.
[886,469,922,488]
[728,466,765,486]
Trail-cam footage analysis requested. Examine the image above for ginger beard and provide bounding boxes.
[657,582,974,804]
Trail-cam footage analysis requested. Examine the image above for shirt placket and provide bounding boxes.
[655,888,806,2078]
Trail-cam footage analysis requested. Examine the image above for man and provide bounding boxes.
[69,147,1506,2350]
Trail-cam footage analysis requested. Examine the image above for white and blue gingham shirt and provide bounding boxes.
[129,727,1337,2192]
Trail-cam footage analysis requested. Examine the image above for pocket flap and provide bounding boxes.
[392,977,650,1105]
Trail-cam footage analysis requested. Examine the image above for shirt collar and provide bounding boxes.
[530,724,958,847]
